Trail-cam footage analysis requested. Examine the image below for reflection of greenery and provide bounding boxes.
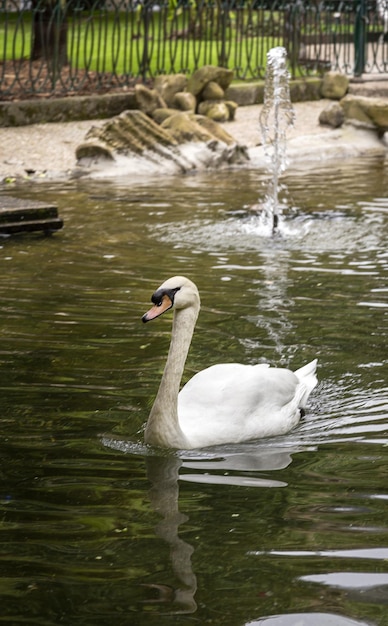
[180,443,388,624]
[1,431,386,623]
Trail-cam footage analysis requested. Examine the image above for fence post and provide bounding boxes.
[283,0,303,79]
[219,0,228,67]
[140,0,152,82]
[354,0,367,76]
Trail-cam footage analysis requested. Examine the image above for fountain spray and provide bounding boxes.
[259,47,295,234]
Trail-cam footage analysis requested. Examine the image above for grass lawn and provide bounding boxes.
[1,8,288,79]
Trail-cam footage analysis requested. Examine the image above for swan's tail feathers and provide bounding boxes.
[294,359,318,408]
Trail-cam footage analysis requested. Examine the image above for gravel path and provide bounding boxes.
[0,100,333,181]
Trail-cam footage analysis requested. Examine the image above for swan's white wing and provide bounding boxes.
[178,362,308,448]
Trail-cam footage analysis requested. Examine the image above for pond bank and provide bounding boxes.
[1,80,387,183]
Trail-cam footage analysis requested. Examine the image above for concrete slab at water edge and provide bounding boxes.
[249,126,387,172]
[0,195,63,234]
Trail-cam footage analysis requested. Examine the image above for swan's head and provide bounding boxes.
[142,276,200,323]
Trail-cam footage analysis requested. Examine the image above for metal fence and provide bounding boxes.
[1,0,388,99]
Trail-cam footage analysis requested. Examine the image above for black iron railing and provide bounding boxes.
[1,0,387,99]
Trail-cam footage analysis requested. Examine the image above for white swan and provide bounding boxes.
[142,276,317,449]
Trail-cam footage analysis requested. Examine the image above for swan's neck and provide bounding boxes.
[145,304,199,448]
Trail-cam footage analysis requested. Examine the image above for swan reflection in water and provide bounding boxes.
[144,455,197,614]
[138,444,296,615]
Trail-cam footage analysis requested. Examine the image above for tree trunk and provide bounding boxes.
[31,0,68,67]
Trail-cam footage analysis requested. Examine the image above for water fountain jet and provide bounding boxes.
[259,47,295,234]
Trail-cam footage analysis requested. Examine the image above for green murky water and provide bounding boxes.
[0,157,387,626]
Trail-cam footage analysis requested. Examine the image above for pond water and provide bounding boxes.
[0,155,387,626]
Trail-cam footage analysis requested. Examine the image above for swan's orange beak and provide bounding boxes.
[142,294,173,323]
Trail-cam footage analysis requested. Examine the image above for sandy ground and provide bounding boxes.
[0,100,335,181]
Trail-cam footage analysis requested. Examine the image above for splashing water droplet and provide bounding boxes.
[259,47,295,234]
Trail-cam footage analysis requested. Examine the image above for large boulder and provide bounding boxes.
[134,84,167,116]
[154,74,188,107]
[197,99,237,122]
[319,101,345,128]
[151,107,178,124]
[173,91,197,113]
[160,111,218,143]
[202,80,225,101]
[187,65,234,97]
[320,71,349,100]
[159,111,236,145]
[193,115,237,145]
[224,100,238,121]
[75,109,249,174]
[340,94,388,133]
[76,110,178,162]
[198,100,231,122]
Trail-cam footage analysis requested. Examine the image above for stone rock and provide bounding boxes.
[173,91,197,112]
[319,101,345,128]
[153,74,188,107]
[340,94,388,133]
[160,111,218,143]
[197,100,231,122]
[134,84,167,116]
[187,65,234,97]
[202,80,225,101]
[340,95,373,127]
[76,141,115,162]
[150,108,178,125]
[320,71,349,100]
[224,100,238,121]
[75,109,249,174]
[148,68,239,126]
[365,99,388,131]
[193,115,236,145]
[76,110,178,162]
